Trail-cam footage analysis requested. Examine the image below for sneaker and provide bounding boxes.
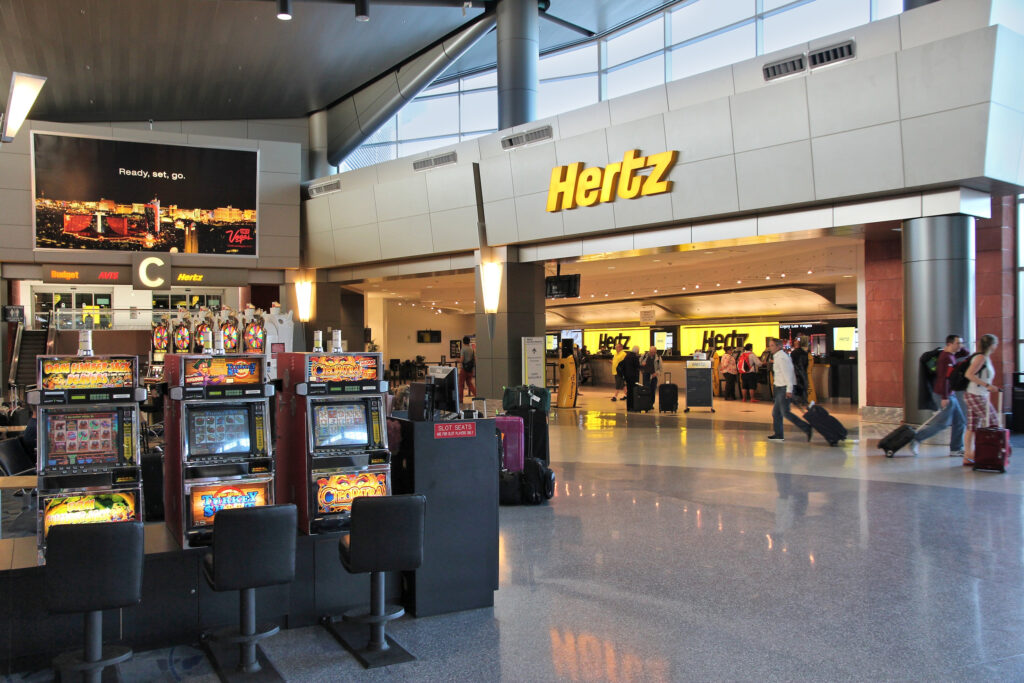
[910,440,919,456]
[767,434,785,441]
[949,449,965,458]
[611,397,617,402]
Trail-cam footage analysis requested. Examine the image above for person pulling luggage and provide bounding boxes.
[909,334,967,457]
[963,334,1001,466]
[766,338,812,442]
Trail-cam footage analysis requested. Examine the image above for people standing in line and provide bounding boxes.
[910,334,967,457]
[963,334,1001,466]
[459,335,476,404]
[766,338,812,442]
[610,343,626,401]
[719,346,739,401]
[789,338,809,404]
[737,343,763,402]
[618,345,641,409]
[642,346,661,393]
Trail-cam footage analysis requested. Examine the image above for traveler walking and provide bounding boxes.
[766,338,812,442]
[963,334,1001,466]
[910,334,966,457]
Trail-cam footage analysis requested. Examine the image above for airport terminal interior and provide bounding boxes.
[1,0,1024,680]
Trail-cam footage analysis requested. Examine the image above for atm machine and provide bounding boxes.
[275,342,389,534]
[163,347,275,547]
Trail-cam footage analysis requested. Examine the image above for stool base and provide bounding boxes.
[53,645,132,683]
[201,637,283,683]
[321,616,416,669]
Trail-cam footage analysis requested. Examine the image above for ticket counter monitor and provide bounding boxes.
[28,355,147,561]
[164,354,275,547]
[275,352,389,534]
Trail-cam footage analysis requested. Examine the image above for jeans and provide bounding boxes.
[773,388,810,437]
[914,390,965,451]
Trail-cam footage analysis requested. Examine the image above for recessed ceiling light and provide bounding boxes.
[781,273,786,278]
[653,289,658,293]
[608,266,615,269]
[716,283,720,287]
[604,293,609,297]
[590,294,595,298]
[695,285,700,289]
[398,302,402,306]
[411,303,416,307]
[807,270,813,274]
[737,280,742,284]
[630,291,635,295]
[765,275,770,280]
[455,301,459,304]
[682,286,686,291]
[842,274,853,278]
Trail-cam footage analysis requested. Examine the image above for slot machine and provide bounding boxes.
[276,349,389,534]
[164,351,275,547]
[28,347,147,561]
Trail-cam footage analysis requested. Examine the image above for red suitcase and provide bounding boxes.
[974,393,1011,473]
[496,415,525,472]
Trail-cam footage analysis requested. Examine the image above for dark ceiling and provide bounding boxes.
[0,0,676,123]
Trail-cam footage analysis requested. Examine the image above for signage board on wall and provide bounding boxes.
[33,133,258,256]
[639,306,656,325]
[43,264,131,284]
[546,150,679,212]
[677,323,780,356]
[522,337,546,387]
[582,328,650,353]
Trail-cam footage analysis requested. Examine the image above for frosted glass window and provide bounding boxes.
[539,44,598,80]
[606,54,665,100]
[606,16,665,67]
[364,116,396,144]
[460,90,497,132]
[398,136,461,158]
[397,94,459,140]
[874,0,902,19]
[670,0,755,45]
[671,23,755,81]
[763,0,870,54]
[461,71,497,90]
[538,75,599,119]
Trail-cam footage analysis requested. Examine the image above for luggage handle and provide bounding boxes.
[997,390,1004,429]
[665,372,672,384]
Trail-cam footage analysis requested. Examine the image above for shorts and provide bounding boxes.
[741,373,758,390]
[614,375,625,390]
[964,392,997,430]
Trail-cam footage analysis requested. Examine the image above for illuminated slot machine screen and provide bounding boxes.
[186,406,252,460]
[313,470,388,515]
[311,403,370,450]
[188,480,270,527]
[42,492,138,538]
[45,411,124,470]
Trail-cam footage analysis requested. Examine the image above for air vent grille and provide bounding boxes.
[308,179,342,198]
[762,54,806,81]
[809,40,855,68]
[412,150,458,171]
[501,125,554,150]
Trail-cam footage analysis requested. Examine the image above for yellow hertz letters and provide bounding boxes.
[546,150,678,212]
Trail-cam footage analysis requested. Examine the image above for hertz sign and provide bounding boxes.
[546,149,678,212]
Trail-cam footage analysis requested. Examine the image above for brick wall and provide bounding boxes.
[975,195,1017,393]
[864,227,904,407]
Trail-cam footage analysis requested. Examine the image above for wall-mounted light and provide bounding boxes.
[355,0,370,22]
[295,280,313,322]
[277,0,292,21]
[1,72,47,143]
[481,261,502,339]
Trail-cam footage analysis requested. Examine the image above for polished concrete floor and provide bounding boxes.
[10,396,1024,681]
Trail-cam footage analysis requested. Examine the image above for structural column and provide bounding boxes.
[902,215,975,424]
[473,258,545,400]
[496,0,539,130]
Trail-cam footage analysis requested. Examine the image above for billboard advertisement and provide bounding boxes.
[33,133,257,255]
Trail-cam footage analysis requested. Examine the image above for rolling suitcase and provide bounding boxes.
[879,424,916,458]
[974,393,1011,472]
[658,373,679,413]
[506,406,550,466]
[804,403,847,446]
[629,383,655,413]
[495,415,525,472]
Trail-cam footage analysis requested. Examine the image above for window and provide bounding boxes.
[1018,194,1024,373]
[398,135,461,158]
[606,54,665,100]
[606,16,665,68]
[397,95,459,140]
[670,0,755,45]
[539,75,599,119]
[460,90,498,132]
[539,44,598,80]
[671,23,756,81]
[763,0,870,54]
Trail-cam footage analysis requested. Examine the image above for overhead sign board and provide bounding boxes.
[43,264,131,284]
[547,149,678,212]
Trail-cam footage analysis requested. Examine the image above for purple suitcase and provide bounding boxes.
[496,415,525,472]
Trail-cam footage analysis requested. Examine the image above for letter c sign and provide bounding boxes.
[132,254,171,289]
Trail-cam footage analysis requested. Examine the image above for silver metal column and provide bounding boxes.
[308,110,330,181]
[497,0,538,130]
[902,214,975,423]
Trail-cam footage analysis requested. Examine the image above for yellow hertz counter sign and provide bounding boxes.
[546,150,678,212]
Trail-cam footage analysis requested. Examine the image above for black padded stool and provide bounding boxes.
[322,494,426,668]
[46,521,144,683]
[201,504,297,681]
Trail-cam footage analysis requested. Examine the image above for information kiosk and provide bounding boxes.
[164,350,275,547]
[28,346,147,561]
[275,350,390,534]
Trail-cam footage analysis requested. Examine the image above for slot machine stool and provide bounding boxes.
[46,521,144,683]
[200,505,297,681]
[322,494,426,669]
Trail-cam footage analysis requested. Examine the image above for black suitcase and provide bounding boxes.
[658,373,679,413]
[506,406,550,466]
[629,384,655,412]
[804,404,847,446]
[521,457,547,505]
[879,424,916,458]
[499,470,522,505]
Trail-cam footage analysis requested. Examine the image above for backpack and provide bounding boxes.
[738,352,753,374]
[920,348,942,380]
[462,351,475,374]
[949,353,981,392]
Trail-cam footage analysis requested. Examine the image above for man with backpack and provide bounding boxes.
[910,334,967,457]
[737,343,762,402]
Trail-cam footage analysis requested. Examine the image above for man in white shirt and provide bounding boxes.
[767,338,811,442]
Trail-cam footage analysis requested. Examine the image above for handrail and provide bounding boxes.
[7,320,23,391]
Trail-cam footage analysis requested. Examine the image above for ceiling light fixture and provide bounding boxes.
[355,0,370,21]
[653,289,658,293]
[1,72,47,143]
[807,269,813,274]
[276,0,292,20]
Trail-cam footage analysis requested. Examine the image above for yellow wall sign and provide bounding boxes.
[546,150,678,212]
[582,328,651,353]
[677,323,780,356]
